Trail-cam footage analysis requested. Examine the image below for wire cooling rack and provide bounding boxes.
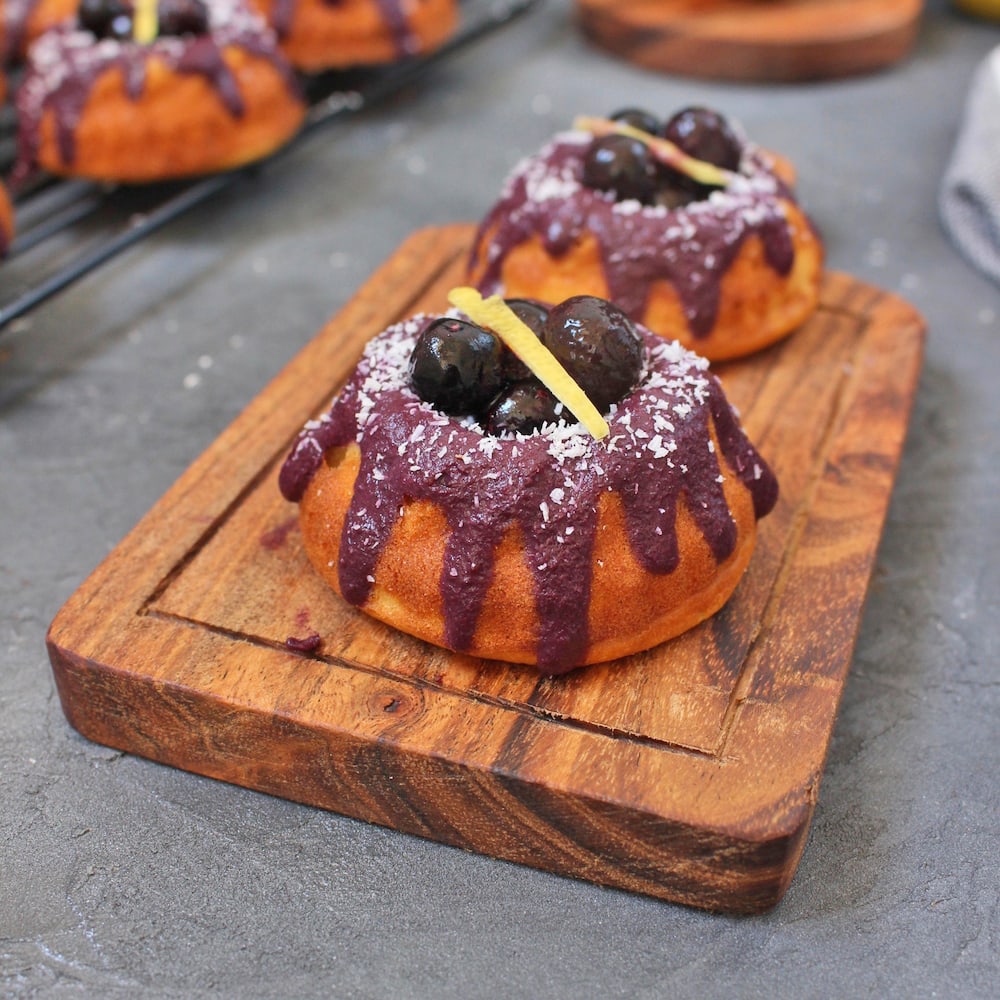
[0,0,541,333]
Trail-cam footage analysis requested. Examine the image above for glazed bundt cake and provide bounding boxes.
[279,291,778,674]
[13,0,306,183]
[467,107,823,362]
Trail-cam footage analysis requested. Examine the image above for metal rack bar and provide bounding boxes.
[0,0,540,333]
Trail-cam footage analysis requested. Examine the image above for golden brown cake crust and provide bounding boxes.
[298,430,760,667]
[37,52,304,182]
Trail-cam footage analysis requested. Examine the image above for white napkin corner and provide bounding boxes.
[940,45,1000,286]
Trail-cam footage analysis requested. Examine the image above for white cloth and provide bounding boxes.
[940,45,1000,286]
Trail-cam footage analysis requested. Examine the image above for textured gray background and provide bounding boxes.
[2,0,998,996]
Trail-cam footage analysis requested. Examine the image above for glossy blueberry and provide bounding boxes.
[78,0,132,38]
[409,318,504,417]
[486,379,566,437]
[158,0,210,36]
[540,296,643,414]
[582,134,658,203]
[663,106,742,172]
[609,107,662,135]
[501,298,548,382]
[651,183,697,210]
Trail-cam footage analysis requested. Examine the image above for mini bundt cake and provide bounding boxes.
[279,291,779,674]
[467,107,824,362]
[247,0,458,72]
[13,0,306,183]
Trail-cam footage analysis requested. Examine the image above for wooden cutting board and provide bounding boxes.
[47,224,924,913]
[576,0,925,82]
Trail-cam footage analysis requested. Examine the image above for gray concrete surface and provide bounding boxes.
[2,1,998,996]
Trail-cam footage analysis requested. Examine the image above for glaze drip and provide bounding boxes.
[280,315,778,673]
[12,0,300,183]
[268,0,422,57]
[472,131,799,339]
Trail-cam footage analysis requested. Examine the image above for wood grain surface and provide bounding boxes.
[575,0,924,82]
[47,224,925,913]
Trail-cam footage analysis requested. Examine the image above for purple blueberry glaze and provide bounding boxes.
[471,130,803,340]
[279,313,778,673]
[268,0,423,58]
[12,0,301,184]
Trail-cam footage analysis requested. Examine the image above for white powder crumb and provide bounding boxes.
[613,200,642,216]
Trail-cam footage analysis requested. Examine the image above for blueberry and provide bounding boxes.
[502,298,548,382]
[486,379,567,437]
[409,318,504,417]
[78,0,132,38]
[582,134,658,203]
[158,0,209,36]
[506,298,548,335]
[651,183,697,210]
[663,106,742,172]
[541,296,643,414]
[609,107,661,135]
[107,12,134,38]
